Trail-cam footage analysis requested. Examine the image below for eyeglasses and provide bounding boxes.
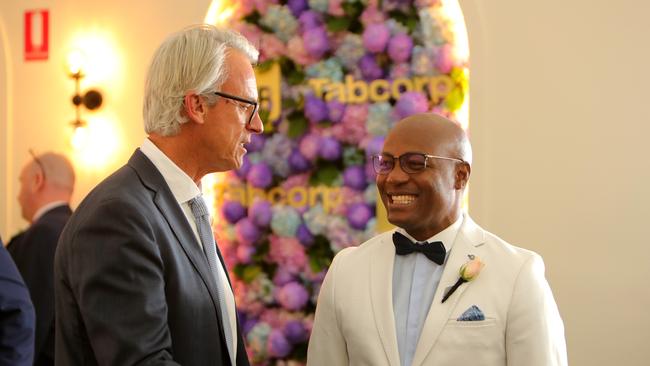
[213,91,259,126]
[28,149,47,181]
[372,152,465,175]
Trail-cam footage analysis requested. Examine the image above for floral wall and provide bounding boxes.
[211,0,468,364]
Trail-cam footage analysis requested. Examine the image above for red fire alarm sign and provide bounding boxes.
[24,9,49,61]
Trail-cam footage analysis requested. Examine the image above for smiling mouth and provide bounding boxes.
[389,194,416,205]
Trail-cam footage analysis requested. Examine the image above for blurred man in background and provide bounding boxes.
[8,151,74,366]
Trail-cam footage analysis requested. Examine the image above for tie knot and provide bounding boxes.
[188,196,210,219]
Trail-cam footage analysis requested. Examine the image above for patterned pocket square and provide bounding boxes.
[457,305,485,321]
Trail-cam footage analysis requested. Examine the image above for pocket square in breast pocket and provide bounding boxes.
[457,305,485,321]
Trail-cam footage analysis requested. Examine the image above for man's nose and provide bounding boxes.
[247,111,264,134]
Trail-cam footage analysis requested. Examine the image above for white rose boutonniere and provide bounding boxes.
[441,255,485,303]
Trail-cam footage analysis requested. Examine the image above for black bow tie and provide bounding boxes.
[393,232,446,265]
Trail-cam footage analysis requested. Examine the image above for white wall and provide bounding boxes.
[462,0,650,365]
[1,0,648,364]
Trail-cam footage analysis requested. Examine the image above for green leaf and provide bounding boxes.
[326,17,352,32]
[242,265,263,283]
[307,234,335,272]
[310,163,341,186]
[257,60,275,73]
[287,113,309,138]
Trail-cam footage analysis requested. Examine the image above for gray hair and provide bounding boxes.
[143,24,259,136]
[31,152,75,193]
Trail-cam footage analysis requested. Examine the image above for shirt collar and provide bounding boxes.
[396,214,464,253]
[139,138,201,204]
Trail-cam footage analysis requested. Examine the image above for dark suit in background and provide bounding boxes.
[8,205,71,366]
[0,236,36,366]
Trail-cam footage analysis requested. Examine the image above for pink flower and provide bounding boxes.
[268,235,307,274]
[360,4,385,26]
[328,0,345,16]
[331,104,368,145]
[436,44,455,74]
[460,256,485,281]
[260,34,287,62]
[287,36,317,66]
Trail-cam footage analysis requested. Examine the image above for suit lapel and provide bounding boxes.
[411,215,486,366]
[127,150,224,318]
[369,233,401,366]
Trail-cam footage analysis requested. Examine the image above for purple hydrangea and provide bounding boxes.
[358,54,383,80]
[236,155,252,179]
[299,10,323,31]
[365,135,385,157]
[362,23,391,53]
[318,136,342,161]
[247,162,273,189]
[346,202,373,230]
[343,165,367,191]
[222,200,247,224]
[249,200,272,227]
[246,133,266,153]
[288,148,311,173]
[284,320,308,344]
[276,281,310,311]
[303,26,330,59]
[235,218,261,245]
[327,99,346,123]
[304,94,329,123]
[273,267,295,286]
[287,0,308,17]
[394,91,429,120]
[387,33,414,63]
[242,314,258,334]
[296,223,314,247]
[267,329,292,358]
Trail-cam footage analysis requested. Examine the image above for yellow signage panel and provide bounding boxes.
[255,62,281,131]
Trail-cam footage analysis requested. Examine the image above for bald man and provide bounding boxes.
[8,151,75,366]
[307,113,567,366]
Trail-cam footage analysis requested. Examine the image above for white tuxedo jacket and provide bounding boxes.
[307,215,567,366]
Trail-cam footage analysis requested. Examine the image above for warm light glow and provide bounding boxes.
[70,114,121,170]
[67,29,122,94]
[205,0,239,26]
[66,49,86,76]
[202,173,227,219]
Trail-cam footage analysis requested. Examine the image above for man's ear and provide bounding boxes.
[454,162,471,190]
[31,170,45,192]
[183,93,207,124]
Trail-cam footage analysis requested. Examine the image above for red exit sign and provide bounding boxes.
[24,9,49,61]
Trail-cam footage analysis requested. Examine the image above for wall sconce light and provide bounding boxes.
[67,50,103,130]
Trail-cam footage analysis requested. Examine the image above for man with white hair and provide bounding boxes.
[8,151,75,366]
[55,24,262,366]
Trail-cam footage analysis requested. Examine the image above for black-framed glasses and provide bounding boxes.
[372,152,465,175]
[213,91,259,126]
[28,149,46,181]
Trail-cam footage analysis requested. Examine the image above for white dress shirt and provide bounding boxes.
[140,138,237,354]
[392,216,463,366]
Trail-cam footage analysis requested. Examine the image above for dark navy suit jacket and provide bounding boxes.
[0,236,36,366]
[8,205,72,366]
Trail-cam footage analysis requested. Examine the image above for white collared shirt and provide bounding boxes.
[392,215,464,366]
[140,138,237,356]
